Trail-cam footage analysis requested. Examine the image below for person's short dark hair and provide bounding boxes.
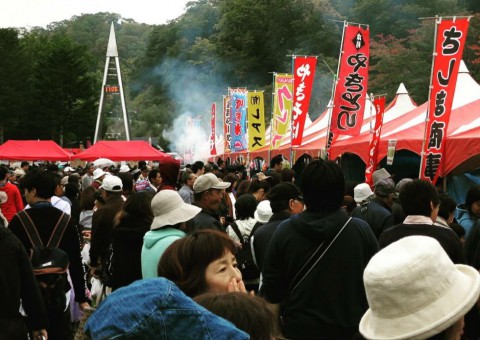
[192,161,205,174]
[234,194,257,220]
[438,194,457,221]
[465,186,480,214]
[157,230,237,297]
[148,169,160,183]
[117,172,134,194]
[52,173,62,187]
[46,163,59,173]
[80,186,97,211]
[194,292,275,340]
[450,223,466,239]
[115,191,154,226]
[131,168,142,182]
[399,179,440,217]
[217,159,224,167]
[270,155,283,169]
[64,182,79,200]
[21,161,29,168]
[93,190,106,205]
[223,173,239,193]
[138,160,147,168]
[281,168,295,183]
[299,159,345,212]
[23,169,56,199]
[0,166,8,180]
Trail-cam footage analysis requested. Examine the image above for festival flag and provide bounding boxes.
[330,23,370,137]
[420,17,470,184]
[247,91,265,152]
[292,56,317,146]
[223,96,231,154]
[209,103,217,156]
[271,73,294,150]
[365,96,386,186]
[229,88,248,152]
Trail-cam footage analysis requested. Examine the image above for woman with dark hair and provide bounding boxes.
[79,186,97,230]
[236,180,250,199]
[110,191,154,291]
[226,194,258,243]
[157,229,246,298]
[223,173,239,221]
[248,179,270,202]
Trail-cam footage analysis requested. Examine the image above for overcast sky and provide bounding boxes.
[0,0,193,28]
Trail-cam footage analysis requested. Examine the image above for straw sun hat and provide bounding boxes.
[360,236,480,340]
[150,190,201,230]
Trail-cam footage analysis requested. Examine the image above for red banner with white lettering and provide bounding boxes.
[292,56,317,146]
[330,24,370,136]
[210,103,217,156]
[365,96,386,186]
[420,18,469,184]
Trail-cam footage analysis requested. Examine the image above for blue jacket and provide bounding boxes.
[455,204,478,237]
[141,228,185,279]
[85,278,248,339]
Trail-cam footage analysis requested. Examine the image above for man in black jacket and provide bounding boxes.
[260,160,378,339]
[186,173,230,232]
[351,178,395,238]
[9,169,89,340]
[251,182,304,271]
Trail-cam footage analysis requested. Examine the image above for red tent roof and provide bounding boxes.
[0,140,72,161]
[74,141,172,161]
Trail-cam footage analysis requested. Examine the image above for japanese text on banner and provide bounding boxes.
[420,18,470,184]
[229,89,248,152]
[247,92,265,152]
[271,74,293,150]
[330,24,370,137]
[292,56,317,146]
[223,96,231,154]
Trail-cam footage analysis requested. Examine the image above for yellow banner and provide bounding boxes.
[247,91,265,152]
[271,73,293,150]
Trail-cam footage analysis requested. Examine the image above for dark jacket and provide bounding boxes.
[351,197,393,238]
[252,211,292,271]
[186,204,224,233]
[261,209,378,339]
[379,222,465,264]
[111,214,150,291]
[9,205,88,303]
[90,195,124,268]
[0,227,47,330]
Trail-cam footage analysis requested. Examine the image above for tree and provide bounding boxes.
[29,35,97,146]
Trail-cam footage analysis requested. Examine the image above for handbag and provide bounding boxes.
[280,217,352,330]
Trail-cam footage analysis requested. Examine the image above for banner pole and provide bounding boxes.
[325,21,346,158]
[419,16,440,179]
[290,55,295,166]
[268,72,276,167]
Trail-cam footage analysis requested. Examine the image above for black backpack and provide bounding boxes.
[230,222,261,280]
[18,210,70,311]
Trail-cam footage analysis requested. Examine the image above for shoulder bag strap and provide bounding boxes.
[288,217,352,295]
[249,222,262,241]
[47,213,70,248]
[230,222,243,240]
[17,210,43,248]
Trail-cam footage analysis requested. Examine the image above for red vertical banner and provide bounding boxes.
[330,24,370,137]
[223,96,231,154]
[292,56,317,146]
[420,18,470,184]
[365,96,386,186]
[210,102,217,156]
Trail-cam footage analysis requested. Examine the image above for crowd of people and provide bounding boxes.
[1,155,480,339]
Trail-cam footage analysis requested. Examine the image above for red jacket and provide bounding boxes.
[0,182,24,222]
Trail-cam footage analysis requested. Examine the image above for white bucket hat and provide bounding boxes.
[254,200,273,224]
[353,183,373,203]
[150,190,201,230]
[360,236,480,340]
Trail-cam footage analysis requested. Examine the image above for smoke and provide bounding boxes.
[150,57,226,163]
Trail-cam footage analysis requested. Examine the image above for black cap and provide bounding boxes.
[267,182,302,202]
